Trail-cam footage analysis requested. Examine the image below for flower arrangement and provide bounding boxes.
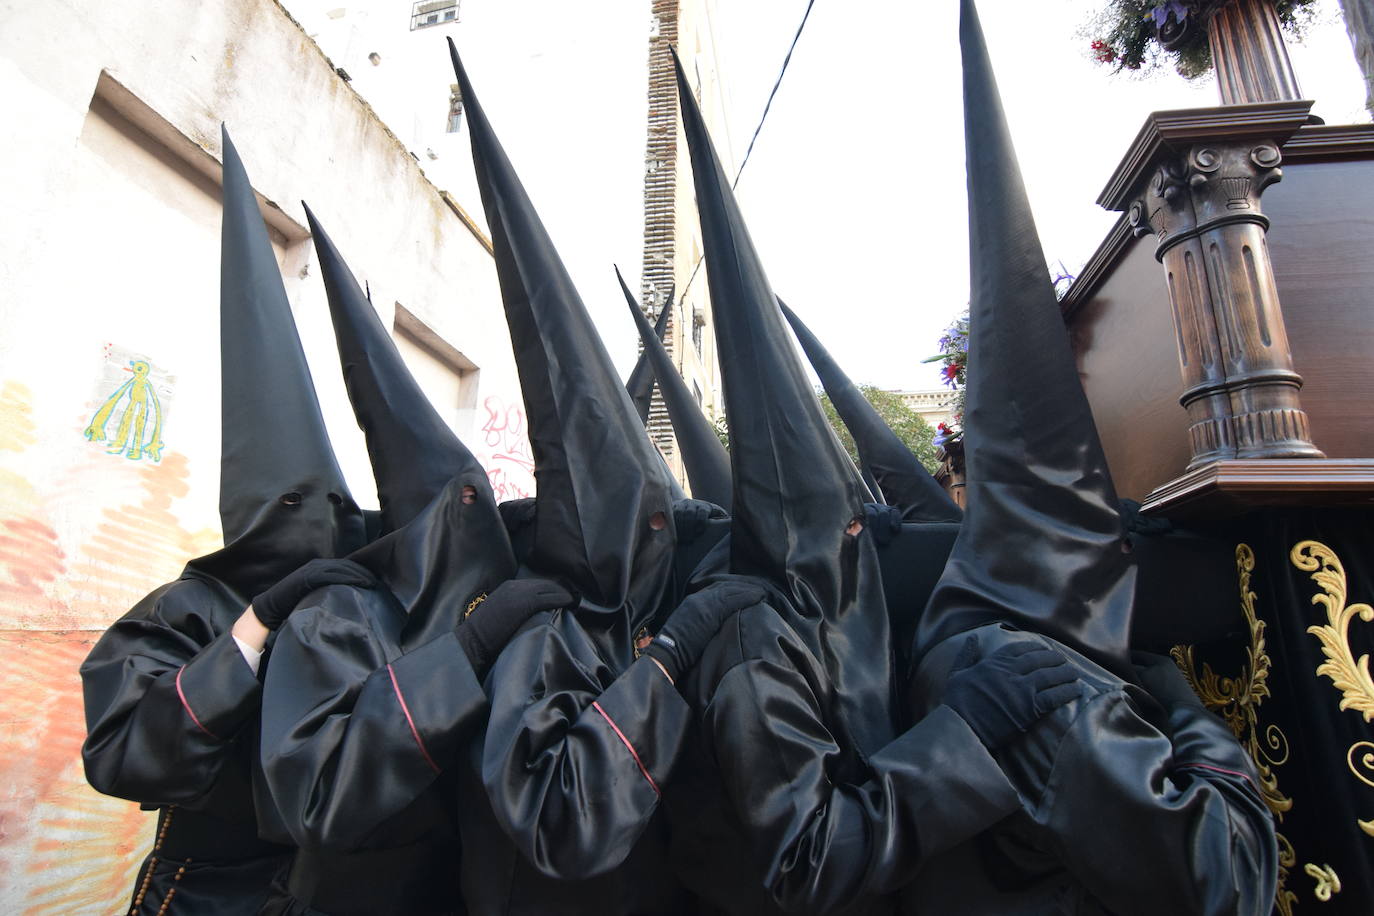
[925,313,968,449]
[1086,0,1317,79]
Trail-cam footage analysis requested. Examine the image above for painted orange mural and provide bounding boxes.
[0,377,218,913]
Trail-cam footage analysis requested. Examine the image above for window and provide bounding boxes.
[447,84,463,133]
[411,0,459,30]
[692,308,704,356]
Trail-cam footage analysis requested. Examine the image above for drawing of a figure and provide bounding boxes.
[84,359,165,461]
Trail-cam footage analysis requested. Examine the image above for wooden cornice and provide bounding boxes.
[1059,214,1132,319]
[1097,100,1314,210]
[1281,123,1374,163]
[1141,459,1374,519]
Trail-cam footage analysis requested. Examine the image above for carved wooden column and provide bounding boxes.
[1103,102,1324,469]
[1205,0,1303,104]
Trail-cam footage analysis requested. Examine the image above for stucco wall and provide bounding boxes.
[0,0,529,910]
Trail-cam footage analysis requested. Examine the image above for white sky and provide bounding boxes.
[703,0,1367,389]
[293,0,1368,393]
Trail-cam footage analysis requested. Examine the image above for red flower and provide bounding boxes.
[942,365,959,381]
[1091,39,1116,63]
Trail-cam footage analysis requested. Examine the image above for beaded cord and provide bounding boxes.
[128,807,191,916]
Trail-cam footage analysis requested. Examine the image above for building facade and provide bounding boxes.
[0,0,528,910]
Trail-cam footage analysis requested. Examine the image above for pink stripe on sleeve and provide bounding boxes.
[1180,762,1258,794]
[175,666,221,740]
[388,664,441,774]
[592,701,659,796]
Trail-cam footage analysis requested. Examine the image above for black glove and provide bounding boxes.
[863,502,903,546]
[251,558,377,630]
[672,498,725,543]
[942,635,1081,750]
[1132,650,1203,710]
[457,578,573,680]
[643,581,767,683]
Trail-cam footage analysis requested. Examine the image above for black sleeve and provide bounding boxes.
[701,606,1021,916]
[258,591,488,851]
[480,613,691,880]
[1039,681,1278,916]
[81,581,263,804]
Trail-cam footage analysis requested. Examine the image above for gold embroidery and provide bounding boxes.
[465,593,488,618]
[1290,539,1374,839]
[1303,863,1341,901]
[1172,544,1292,814]
[1276,836,1299,916]
[1172,543,1296,914]
[1290,541,1374,721]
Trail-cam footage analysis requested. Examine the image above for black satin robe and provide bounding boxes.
[667,595,1022,916]
[257,584,487,915]
[460,608,697,915]
[81,574,291,915]
[901,623,1278,916]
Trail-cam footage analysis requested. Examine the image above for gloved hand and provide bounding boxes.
[942,635,1081,750]
[457,578,574,680]
[673,498,724,543]
[1132,650,1203,711]
[643,581,767,683]
[251,558,377,630]
[863,502,903,546]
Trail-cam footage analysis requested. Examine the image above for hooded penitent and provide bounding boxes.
[674,51,896,757]
[781,299,962,523]
[623,279,674,426]
[450,39,677,644]
[187,126,366,597]
[303,204,516,648]
[618,267,732,511]
[81,127,363,916]
[913,0,1135,680]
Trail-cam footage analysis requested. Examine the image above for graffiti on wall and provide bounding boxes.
[0,376,225,914]
[83,345,174,463]
[479,395,534,502]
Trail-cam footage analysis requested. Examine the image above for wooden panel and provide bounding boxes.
[1067,151,1374,499]
[1068,234,1191,500]
[1263,158,1374,460]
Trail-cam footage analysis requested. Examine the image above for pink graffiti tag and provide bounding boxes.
[481,395,534,499]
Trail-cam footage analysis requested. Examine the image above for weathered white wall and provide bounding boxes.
[0,0,529,910]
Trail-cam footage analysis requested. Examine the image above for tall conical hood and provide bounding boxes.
[623,280,674,426]
[780,300,962,523]
[618,267,732,510]
[304,203,483,534]
[450,41,676,629]
[674,51,895,756]
[197,126,364,597]
[916,0,1134,678]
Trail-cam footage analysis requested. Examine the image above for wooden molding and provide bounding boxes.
[1059,215,1132,318]
[1098,100,1314,210]
[1141,459,1374,519]
[1281,124,1374,163]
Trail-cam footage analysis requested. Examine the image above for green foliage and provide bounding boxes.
[712,413,729,449]
[1085,0,1317,79]
[819,386,941,475]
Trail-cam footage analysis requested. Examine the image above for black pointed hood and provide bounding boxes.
[189,127,365,598]
[915,0,1134,679]
[623,280,674,426]
[304,203,516,647]
[674,50,896,756]
[451,41,677,640]
[780,300,961,523]
[618,267,732,511]
[303,203,477,533]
